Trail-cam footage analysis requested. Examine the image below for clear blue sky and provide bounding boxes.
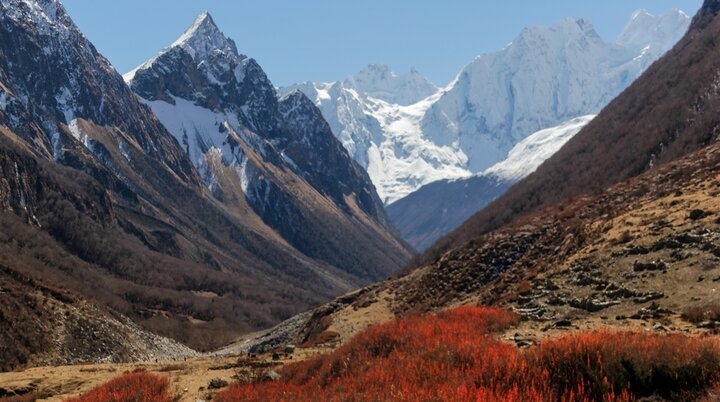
[62,0,703,87]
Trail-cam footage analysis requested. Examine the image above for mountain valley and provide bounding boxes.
[1,0,719,401]
[0,0,410,370]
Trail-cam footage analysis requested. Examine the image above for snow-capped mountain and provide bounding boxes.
[423,9,690,173]
[618,9,691,54]
[126,12,410,279]
[342,64,438,106]
[285,9,690,204]
[283,72,467,204]
[0,0,196,182]
[387,115,594,251]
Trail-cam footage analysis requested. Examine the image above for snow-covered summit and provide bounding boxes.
[0,0,197,177]
[618,9,690,53]
[171,11,242,61]
[127,12,387,223]
[342,64,438,106]
[3,0,69,32]
[124,12,246,83]
[421,9,690,172]
[513,17,603,47]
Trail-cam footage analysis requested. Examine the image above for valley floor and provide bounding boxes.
[0,316,716,401]
[0,352,314,401]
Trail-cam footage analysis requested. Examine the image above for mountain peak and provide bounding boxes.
[171,11,239,60]
[3,0,74,35]
[279,88,309,103]
[362,63,394,76]
[630,9,652,20]
[618,8,690,51]
[342,64,437,105]
[516,17,601,46]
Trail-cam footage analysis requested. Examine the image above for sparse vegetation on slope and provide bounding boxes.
[215,307,720,401]
[64,371,170,402]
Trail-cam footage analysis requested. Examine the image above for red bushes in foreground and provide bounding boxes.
[216,306,720,402]
[65,371,170,402]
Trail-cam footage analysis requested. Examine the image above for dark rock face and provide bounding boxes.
[127,12,404,275]
[128,14,385,223]
[702,0,720,15]
[277,91,384,221]
[691,0,720,30]
[128,14,281,135]
[0,0,196,183]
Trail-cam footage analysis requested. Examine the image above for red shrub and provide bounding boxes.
[216,306,720,402]
[64,371,170,402]
[529,331,720,400]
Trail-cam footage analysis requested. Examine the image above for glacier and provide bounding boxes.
[387,115,595,251]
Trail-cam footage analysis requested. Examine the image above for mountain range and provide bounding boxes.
[284,9,690,205]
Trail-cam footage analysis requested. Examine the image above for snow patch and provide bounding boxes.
[0,91,8,110]
[118,139,132,162]
[140,95,270,198]
[55,87,75,123]
[484,115,595,182]
[235,156,250,195]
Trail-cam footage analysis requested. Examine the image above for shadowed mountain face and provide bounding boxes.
[418,0,720,267]
[387,176,511,252]
[0,0,411,369]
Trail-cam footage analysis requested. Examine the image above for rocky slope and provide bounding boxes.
[0,258,197,372]
[0,0,410,369]
[286,10,690,203]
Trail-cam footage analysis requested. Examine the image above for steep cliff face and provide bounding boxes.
[126,12,409,279]
[0,0,197,185]
[277,90,385,221]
